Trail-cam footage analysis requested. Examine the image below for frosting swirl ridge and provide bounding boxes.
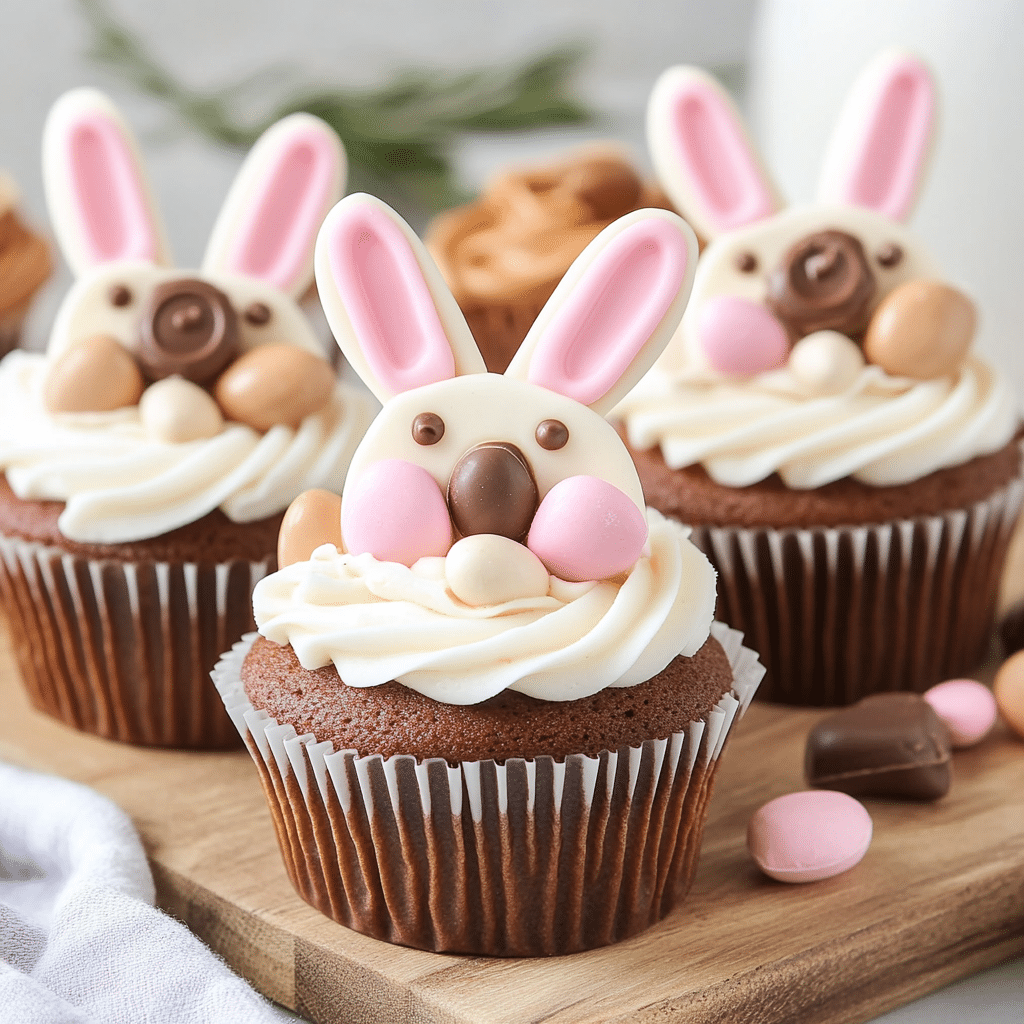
[0,351,375,542]
[253,510,716,704]
[615,354,1017,489]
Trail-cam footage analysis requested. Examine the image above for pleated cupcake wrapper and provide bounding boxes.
[212,623,763,956]
[690,471,1024,706]
[0,531,272,747]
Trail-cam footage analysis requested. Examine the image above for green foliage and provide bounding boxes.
[77,0,594,215]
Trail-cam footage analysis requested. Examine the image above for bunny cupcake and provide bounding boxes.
[615,52,1023,705]
[0,89,374,747]
[212,194,764,955]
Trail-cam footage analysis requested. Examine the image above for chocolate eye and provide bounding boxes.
[536,419,568,450]
[243,301,272,325]
[735,251,758,273]
[108,284,133,307]
[876,243,903,268]
[412,412,445,445]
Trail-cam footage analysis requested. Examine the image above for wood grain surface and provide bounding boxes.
[1,611,1023,1024]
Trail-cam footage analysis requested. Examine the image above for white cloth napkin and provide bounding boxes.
[0,761,297,1024]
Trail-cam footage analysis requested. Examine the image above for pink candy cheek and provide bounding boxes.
[924,679,998,748]
[342,459,452,566]
[527,476,647,583]
[697,295,790,376]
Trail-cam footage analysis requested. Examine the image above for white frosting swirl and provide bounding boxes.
[615,354,1018,489]
[0,351,376,543]
[253,510,716,704]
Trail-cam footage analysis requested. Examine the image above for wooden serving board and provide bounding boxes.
[1,619,1023,1024]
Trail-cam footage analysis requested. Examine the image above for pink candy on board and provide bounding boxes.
[697,295,789,376]
[527,475,647,583]
[923,679,998,748]
[342,459,452,566]
[747,790,873,884]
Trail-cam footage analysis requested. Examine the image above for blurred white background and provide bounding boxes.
[0,2,1022,1021]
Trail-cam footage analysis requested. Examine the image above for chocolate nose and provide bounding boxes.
[766,230,876,340]
[447,442,538,542]
[138,278,239,383]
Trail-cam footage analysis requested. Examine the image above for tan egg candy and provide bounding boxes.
[214,344,335,432]
[445,533,550,607]
[994,650,1024,739]
[139,376,224,444]
[42,334,144,413]
[278,488,344,568]
[863,279,976,379]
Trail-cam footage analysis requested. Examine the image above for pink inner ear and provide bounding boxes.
[69,114,158,265]
[671,80,775,232]
[227,124,337,292]
[328,203,455,394]
[839,59,934,221]
[527,218,687,406]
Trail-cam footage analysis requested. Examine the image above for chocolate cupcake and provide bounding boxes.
[0,171,52,358]
[213,193,763,955]
[426,147,674,373]
[615,53,1023,705]
[0,89,373,747]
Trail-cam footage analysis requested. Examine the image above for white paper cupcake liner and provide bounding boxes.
[689,472,1024,705]
[212,623,763,956]
[0,531,272,747]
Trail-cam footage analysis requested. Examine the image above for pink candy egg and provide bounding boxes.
[697,295,790,376]
[923,678,998,748]
[527,475,647,582]
[342,459,452,566]
[747,790,872,884]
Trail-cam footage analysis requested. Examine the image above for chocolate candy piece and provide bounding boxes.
[805,693,952,800]
[447,441,537,541]
[412,412,445,446]
[43,334,145,413]
[138,278,239,384]
[863,279,975,380]
[535,418,568,451]
[767,229,876,340]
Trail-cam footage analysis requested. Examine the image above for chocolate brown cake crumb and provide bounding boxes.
[0,474,282,563]
[242,634,734,763]
[622,430,1023,529]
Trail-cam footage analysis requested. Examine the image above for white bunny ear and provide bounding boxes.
[203,113,345,297]
[646,66,781,241]
[817,51,936,221]
[315,193,485,403]
[43,88,171,276]
[506,208,697,416]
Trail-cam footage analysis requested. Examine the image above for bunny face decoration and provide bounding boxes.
[41,89,344,441]
[648,51,975,389]
[279,193,698,596]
